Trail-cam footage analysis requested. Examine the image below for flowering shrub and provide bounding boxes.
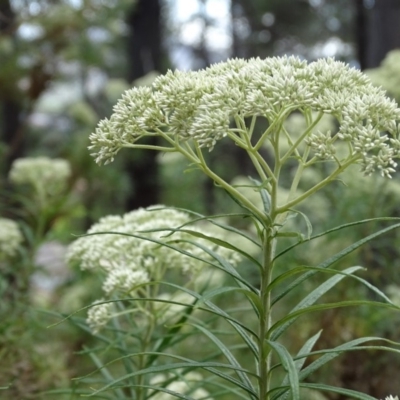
[69,56,400,399]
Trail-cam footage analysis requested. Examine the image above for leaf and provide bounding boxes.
[85,346,126,399]
[222,187,271,227]
[191,323,257,397]
[146,205,261,248]
[165,227,262,271]
[269,300,399,341]
[200,286,262,317]
[265,341,300,400]
[272,330,323,400]
[248,176,271,214]
[173,238,258,293]
[274,217,400,261]
[269,265,393,305]
[80,230,256,293]
[83,357,258,397]
[270,266,364,340]
[288,209,313,240]
[160,282,259,357]
[299,383,377,400]
[272,221,400,304]
[298,337,398,382]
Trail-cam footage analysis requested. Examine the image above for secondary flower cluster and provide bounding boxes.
[0,218,23,261]
[90,56,400,177]
[67,206,239,296]
[9,156,71,197]
[150,371,211,400]
[68,206,240,333]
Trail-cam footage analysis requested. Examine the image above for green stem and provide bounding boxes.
[286,146,310,204]
[259,229,276,400]
[194,144,268,223]
[280,111,324,165]
[277,155,360,214]
[123,143,177,152]
[254,107,296,152]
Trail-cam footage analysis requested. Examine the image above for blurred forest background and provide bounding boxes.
[2,0,400,399]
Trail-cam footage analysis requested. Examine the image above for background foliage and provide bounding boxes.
[1,0,400,398]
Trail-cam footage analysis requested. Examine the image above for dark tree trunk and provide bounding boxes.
[127,0,162,81]
[355,0,368,69]
[125,0,162,210]
[0,0,24,174]
[356,0,400,69]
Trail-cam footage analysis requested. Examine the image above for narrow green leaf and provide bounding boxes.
[300,383,377,399]
[272,221,400,304]
[222,188,270,227]
[270,265,393,305]
[165,207,261,248]
[270,266,364,340]
[165,227,262,270]
[289,209,313,240]
[298,337,396,382]
[268,266,318,292]
[201,286,262,316]
[269,301,399,341]
[85,347,126,399]
[84,358,258,397]
[173,238,258,292]
[80,231,257,293]
[266,340,300,400]
[191,323,257,398]
[275,217,400,261]
[248,176,271,214]
[272,330,323,400]
[161,282,259,356]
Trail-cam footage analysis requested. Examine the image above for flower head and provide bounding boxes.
[86,299,113,334]
[9,157,71,196]
[67,206,240,296]
[150,372,212,400]
[0,218,23,261]
[90,56,400,177]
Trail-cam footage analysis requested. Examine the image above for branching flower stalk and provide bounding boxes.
[87,56,400,399]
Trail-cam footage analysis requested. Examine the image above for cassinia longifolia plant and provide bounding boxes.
[70,56,400,399]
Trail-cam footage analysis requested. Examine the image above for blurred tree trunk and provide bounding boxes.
[127,0,162,81]
[356,0,400,69]
[125,0,162,210]
[0,0,24,174]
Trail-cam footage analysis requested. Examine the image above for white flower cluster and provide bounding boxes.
[367,50,400,103]
[67,206,240,297]
[90,56,400,177]
[383,396,399,400]
[0,218,23,261]
[9,157,71,196]
[86,299,113,334]
[150,371,211,400]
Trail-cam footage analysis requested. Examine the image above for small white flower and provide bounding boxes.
[384,396,399,400]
